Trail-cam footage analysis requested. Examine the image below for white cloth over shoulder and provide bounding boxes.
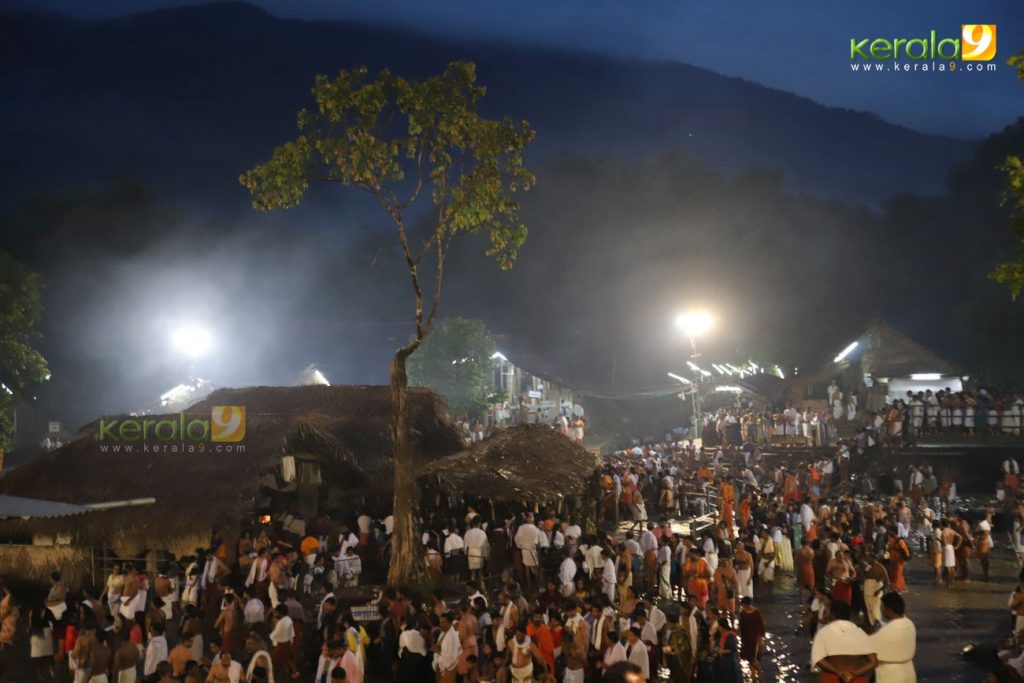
[870,618,917,683]
[811,619,876,670]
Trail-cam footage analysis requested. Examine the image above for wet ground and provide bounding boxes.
[750,547,1017,682]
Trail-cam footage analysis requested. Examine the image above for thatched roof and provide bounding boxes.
[786,320,965,397]
[0,385,464,552]
[855,321,963,378]
[417,424,601,504]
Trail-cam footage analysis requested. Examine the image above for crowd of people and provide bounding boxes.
[5,424,1024,682]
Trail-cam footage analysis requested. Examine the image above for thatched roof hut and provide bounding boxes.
[785,321,965,411]
[417,424,601,504]
[0,385,464,559]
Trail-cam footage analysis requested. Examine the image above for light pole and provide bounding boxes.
[675,311,714,446]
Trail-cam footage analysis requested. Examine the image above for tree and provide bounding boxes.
[240,62,534,586]
[408,317,496,418]
[989,50,1024,298]
[0,250,50,452]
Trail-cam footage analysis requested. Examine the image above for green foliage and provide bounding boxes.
[0,250,50,451]
[240,61,535,277]
[407,318,496,417]
[990,50,1024,298]
[1012,52,1024,80]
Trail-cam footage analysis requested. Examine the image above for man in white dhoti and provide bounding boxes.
[811,601,878,682]
[601,549,617,605]
[657,538,673,600]
[757,529,776,596]
[625,627,650,680]
[464,519,490,584]
[701,533,718,574]
[433,613,461,683]
[514,516,542,589]
[870,593,916,683]
[863,555,889,628]
[509,626,544,682]
[940,520,962,588]
[784,406,799,437]
[558,550,577,598]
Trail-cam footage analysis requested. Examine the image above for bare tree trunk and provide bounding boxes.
[387,351,425,587]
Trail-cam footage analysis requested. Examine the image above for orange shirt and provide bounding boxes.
[527,622,555,671]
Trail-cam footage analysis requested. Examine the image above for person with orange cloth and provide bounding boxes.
[808,464,822,503]
[886,532,909,592]
[526,610,555,674]
[683,547,711,610]
[738,494,751,531]
[783,470,800,504]
[719,478,736,539]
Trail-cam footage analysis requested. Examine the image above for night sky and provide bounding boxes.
[3,0,1024,439]
[14,0,1024,138]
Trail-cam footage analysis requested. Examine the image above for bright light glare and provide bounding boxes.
[715,385,743,393]
[667,372,692,385]
[171,325,212,358]
[833,341,858,363]
[674,311,714,338]
[911,373,943,381]
[491,351,507,361]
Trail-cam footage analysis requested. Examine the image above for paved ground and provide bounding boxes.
[749,547,1016,682]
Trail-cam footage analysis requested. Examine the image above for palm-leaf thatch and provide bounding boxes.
[0,385,464,555]
[188,385,466,472]
[417,424,601,504]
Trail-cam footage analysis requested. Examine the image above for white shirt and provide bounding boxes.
[626,639,650,678]
[870,617,916,683]
[586,546,604,576]
[244,597,265,624]
[269,615,295,645]
[647,605,666,633]
[357,514,372,533]
[602,558,616,584]
[399,629,428,656]
[800,504,815,532]
[443,533,465,555]
[143,635,168,676]
[384,515,394,535]
[559,558,577,587]
[464,528,489,557]
[514,523,541,551]
[339,532,359,555]
[603,641,627,667]
[639,530,658,554]
[434,626,461,673]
